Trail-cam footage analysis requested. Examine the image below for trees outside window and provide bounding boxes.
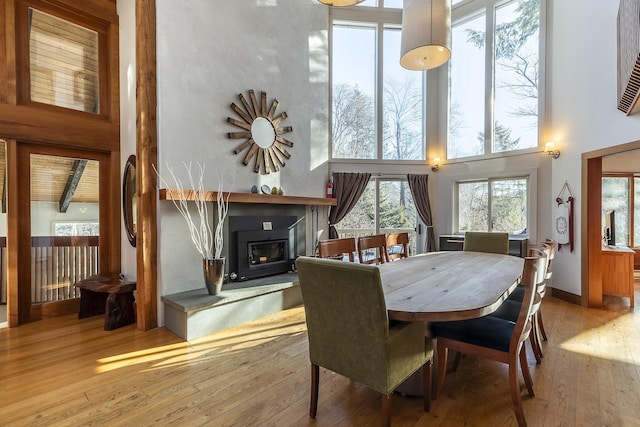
[457,177,528,235]
[331,11,425,161]
[336,178,417,254]
[448,0,540,159]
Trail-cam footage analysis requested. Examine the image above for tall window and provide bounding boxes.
[331,7,426,161]
[448,0,540,159]
[457,177,528,235]
[335,178,417,254]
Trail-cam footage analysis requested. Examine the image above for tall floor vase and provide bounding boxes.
[203,258,225,295]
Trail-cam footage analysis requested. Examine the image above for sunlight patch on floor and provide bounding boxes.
[559,312,636,363]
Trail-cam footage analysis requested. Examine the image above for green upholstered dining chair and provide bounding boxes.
[295,256,434,427]
[431,253,544,427]
[463,231,509,255]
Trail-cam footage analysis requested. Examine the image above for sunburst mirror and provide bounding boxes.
[226,90,293,174]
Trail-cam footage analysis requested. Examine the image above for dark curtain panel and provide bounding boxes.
[407,174,437,252]
[328,172,372,239]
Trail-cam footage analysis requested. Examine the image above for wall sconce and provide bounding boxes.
[317,0,364,5]
[544,141,560,159]
[431,157,441,172]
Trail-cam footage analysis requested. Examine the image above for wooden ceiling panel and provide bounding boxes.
[30,154,98,203]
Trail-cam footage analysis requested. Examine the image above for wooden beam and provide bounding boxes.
[136,0,158,331]
[58,159,87,212]
[584,156,603,307]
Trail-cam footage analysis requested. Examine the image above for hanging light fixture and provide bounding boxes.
[400,0,451,71]
[317,0,365,6]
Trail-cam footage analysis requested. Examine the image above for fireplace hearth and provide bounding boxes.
[229,215,297,281]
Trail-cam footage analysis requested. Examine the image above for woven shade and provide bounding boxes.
[401,0,451,71]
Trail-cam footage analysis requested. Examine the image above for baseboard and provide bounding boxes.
[549,287,582,305]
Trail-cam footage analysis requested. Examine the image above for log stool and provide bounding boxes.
[74,273,136,331]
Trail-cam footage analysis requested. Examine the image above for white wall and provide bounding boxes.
[30,202,99,235]
[546,0,640,296]
[118,0,137,279]
[153,0,329,310]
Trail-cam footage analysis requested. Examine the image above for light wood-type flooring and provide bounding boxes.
[1,283,639,426]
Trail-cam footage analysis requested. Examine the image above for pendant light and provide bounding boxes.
[400,0,451,71]
[317,0,365,6]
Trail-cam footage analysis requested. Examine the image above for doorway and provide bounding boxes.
[7,142,117,325]
[582,139,640,307]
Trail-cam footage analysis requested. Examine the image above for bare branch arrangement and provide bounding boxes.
[154,162,230,259]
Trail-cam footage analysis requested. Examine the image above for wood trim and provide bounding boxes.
[0,0,8,104]
[581,139,640,308]
[136,0,158,331]
[46,0,118,23]
[107,21,119,122]
[5,139,27,326]
[30,298,80,319]
[159,189,338,207]
[584,157,603,307]
[0,104,119,149]
[549,287,582,306]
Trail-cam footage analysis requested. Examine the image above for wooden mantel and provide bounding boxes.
[159,188,337,206]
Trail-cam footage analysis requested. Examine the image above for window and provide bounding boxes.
[331,7,426,161]
[335,178,417,254]
[448,0,540,159]
[53,222,99,236]
[602,175,640,247]
[457,177,528,235]
[28,9,100,113]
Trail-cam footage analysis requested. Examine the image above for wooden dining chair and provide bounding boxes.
[386,232,410,261]
[295,256,434,427]
[463,231,509,255]
[432,253,544,427]
[317,237,356,262]
[358,234,390,264]
[491,246,550,364]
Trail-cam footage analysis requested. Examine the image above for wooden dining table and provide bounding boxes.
[378,251,525,322]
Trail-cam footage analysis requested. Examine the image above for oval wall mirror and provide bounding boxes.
[122,154,137,247]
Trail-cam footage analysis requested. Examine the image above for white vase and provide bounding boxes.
[203,258,225,295]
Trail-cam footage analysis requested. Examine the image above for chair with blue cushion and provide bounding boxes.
[295,256,434,427]
[463,231,509,255]
[492,246,549,364]
[358,234,390,264]
[386,232,410,261]
[431,253,544,427]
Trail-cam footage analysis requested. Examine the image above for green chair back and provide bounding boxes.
[463,231,509,255]
[295,256,429,395]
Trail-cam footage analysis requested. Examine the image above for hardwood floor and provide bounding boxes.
[1,285,639,426]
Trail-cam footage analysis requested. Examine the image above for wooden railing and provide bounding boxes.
[0,236,99,304]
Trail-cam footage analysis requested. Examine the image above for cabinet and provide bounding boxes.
[438,234,528,258]
[602,246,635,307]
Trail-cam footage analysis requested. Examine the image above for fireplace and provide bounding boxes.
[229,215,297,281]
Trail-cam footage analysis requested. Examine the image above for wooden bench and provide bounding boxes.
[74,273,136,331]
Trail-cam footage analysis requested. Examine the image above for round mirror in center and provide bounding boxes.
[251,117,276,149]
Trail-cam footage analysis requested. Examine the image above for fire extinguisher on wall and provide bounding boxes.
[326,178,333,198]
